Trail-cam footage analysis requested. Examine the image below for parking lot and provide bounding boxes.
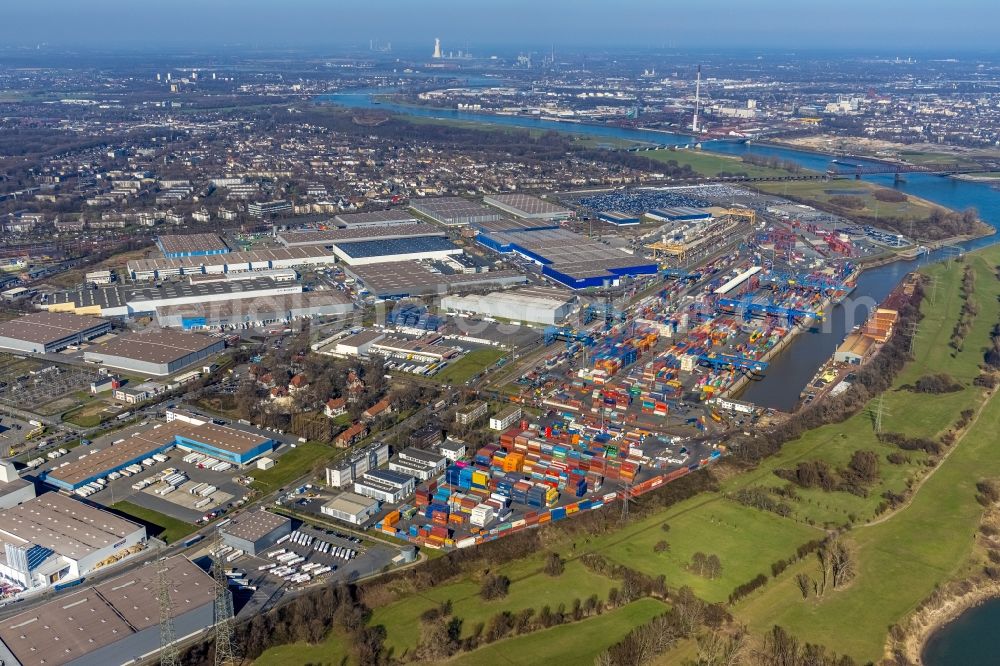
[220,522,398,618]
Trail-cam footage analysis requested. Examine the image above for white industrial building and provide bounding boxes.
[0,312,111,354]
[325,442,391,487]
[0,461,36,510]
[84,329,225,376]
[353,469,415,504]
[327,329,386,358]
[387,447,447,482]
[440,286,577,325]
[321,492,381,525]
[46,277,303,318]
[0,493,146,591]
[126,246,341,281]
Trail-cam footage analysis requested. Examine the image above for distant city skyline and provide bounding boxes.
[2,0,999,53]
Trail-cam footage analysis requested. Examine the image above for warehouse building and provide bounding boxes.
[440,286,577,325]
[483,193,574,220]
[126,246,340,281]
[345,261,526,299]
[326,329,386,359]
[330,236,463,266]
[0,556,217,666]
[43,418,276,491]
[644,206,713,223]
[219,509,291,556]
[83,329,225,376]
[157,233,230,258]
[598,211,642,226]
[0,312,111,354]
[370,334,460,363]
[335,209,418,228]
[156,291,353,330]
[277,224,442,248]
[47,277,302,318]
[0,493,146,590]
[410,197,502,227]
[0,462,36,510]
[353,469,415,504]
[388,447,447,482]
[321,491,380,525]
[325,441,391,487]
[477,227,657,289]
[474,217,560,234]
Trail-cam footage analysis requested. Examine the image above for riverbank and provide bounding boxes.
[890,488,1000,663]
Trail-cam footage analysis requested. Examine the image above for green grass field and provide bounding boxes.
[646,148,801,179]
[435,348,506,386]
[756,178,937,224]
[250,441,343,492]
[448,598,668,666]
[254,628,350,666]
[110,501,197,544]
[588,498,823,602]
[370,555,617,658]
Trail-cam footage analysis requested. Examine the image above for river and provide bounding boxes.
[323,89,1000,409]
[325,85,1000,658]
[923,597,1000,665]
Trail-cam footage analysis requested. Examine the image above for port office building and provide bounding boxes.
[326,441,390,487]
[219,509,291,555]
[0,493,146,590]
[84,329,225,376]
[157,232,231,258]
[0,555,217,666]
[0,312,111,354]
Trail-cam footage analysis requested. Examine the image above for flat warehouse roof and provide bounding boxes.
[335,209,418,226]
[0,556,214,666]
[176,422,272,455]
[128,246,337,274]
[156,291,352,319]
[0,311,108,345]
[45,422,188,486]
[410,197,501,222]
[158,233,229,255]
[484,193,572,217]
[277,224,442,246]
[346,261,527,296]
[475,217,560,233]
[86,330,222,364]
[0,493,142,561]
[334,236,459,259]
[221,509,289,543]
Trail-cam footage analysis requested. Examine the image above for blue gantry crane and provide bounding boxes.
[698,353,769,374]
[717,296,822,327]
[758,270,847,293]
[544,326,596,350]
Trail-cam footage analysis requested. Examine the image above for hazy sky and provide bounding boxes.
[3,0,998,52]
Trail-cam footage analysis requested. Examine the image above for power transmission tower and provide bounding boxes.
[158,564,180,666]
[213,535,237,666]
[619,478,634,524]
[873,393,890,434]
[905,321,920,355]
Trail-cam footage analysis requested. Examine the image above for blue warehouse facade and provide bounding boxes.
[476,227,657,290]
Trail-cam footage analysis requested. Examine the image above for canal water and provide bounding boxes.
[322,88,1000,409]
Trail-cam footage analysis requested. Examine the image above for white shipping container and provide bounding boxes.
[198,485,217,497]
[225,551,243,562]
[194,498,212,509]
